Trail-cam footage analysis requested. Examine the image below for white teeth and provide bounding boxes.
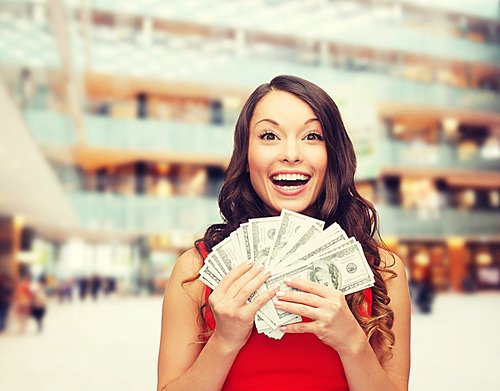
[272,173,309,181]
[278,185,303,190]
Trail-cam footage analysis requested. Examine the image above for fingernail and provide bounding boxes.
[279,326,287,332]
[284,277,292,284]
[273,284,280,290]
[274,300,282,306]
[246,259,253,265]
[276,291,285,298]
[262,268,270,275]
[256,264,264,271]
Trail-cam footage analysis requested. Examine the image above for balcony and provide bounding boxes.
[67,192,500,239]
[60,0,500,63]
[84,115,233,156]
[376,205,500,238]
[68,191,221,236]
[24,110,234,157]
[24,109,500,174]
[3,11,500,114]
[377,138,500,172]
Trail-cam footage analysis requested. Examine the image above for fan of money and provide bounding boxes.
[200,209,375,339]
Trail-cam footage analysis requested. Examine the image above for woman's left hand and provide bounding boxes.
[274,276,367,354]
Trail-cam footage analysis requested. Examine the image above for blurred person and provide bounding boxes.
[461,263,477,293]
[0,273,15,333]
[17,68,36,109]
[77,276,88,301]
[90,274,101,301]
[57,279,73,303]
[157,76,411,391]
[31,276,47,333]
[13,273,32,334]
[102,277,117,296]
[415,279,435,314]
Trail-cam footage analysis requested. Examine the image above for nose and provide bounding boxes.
[280,139,302,163]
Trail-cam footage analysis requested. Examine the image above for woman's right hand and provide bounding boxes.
[208,260,278,352]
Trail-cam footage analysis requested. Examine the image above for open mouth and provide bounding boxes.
[271,173,310,190]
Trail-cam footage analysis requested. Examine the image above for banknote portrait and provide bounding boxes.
[308,259,341,289]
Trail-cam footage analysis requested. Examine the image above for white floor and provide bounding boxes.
[0,292,499,391]
[410,292,500,391]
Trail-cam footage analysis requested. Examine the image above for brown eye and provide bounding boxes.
[260,132,278,141]
[304,133,323,141]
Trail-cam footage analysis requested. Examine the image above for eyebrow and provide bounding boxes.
[255,118,319,126]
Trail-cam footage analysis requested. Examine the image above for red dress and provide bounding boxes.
[199,243,373,391]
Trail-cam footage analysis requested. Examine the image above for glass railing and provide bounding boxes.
[377,138,500,172]
[68,192,222,235]
[23,110,77,144]
[376,205,500,237]
[392,0,500,20]
[3,13,500,110]
[84,115,234,156]
[24,110,234,156]
[68,192,500,238]
[60,0,500,62]
[25,109,500,173]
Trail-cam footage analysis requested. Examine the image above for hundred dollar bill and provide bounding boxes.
[266,209,324,268]
[278,230,348,270]
[258,315,302,340]
[248,217,281,323]
[199,212,376,340]
[212,237,240,273]
[229,230,243,263]
[255,311,280,332]
[201,266,277,330]
[269,224,323,270]
[283,236,356,271]
[266,241,374,325]
[204,254,226,280]
[255,312,301,339]
[199,263,220,290]
[199,275,216,291]
[239,223,252,261]
[249,217,279,265]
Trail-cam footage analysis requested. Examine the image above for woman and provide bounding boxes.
[31,276,47,333]
[157,75,410,391]
[13,274,32,334]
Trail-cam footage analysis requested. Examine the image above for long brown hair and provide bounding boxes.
[193,75,395,362]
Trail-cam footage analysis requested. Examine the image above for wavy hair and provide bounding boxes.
[191,75,396,363]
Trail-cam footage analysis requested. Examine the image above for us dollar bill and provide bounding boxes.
[265,241,374,325]
[199,263,220,290]
[248,217,281,324]
[204,254,225,279]
[266,209,324,268]
[239,223,252,261]
[268,224,323,270]
[249,217,279,266]
[279,230,348,270]
[199,210,375,340]
[212,237,240,273]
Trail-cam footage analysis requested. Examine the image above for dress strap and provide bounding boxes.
[198,242,216,333]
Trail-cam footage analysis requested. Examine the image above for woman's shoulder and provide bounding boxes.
[166,247,206,304]
[174,247,204,275]
[377,247,408,284]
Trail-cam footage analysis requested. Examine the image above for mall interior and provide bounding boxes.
[1,0,500,302]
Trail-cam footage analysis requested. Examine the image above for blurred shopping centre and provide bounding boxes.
[0,0,499,295]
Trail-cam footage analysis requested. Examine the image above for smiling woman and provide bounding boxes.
[247,90,327,216]
[157,75,410,391]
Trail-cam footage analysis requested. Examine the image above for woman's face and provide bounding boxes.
[247,90,328,216]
